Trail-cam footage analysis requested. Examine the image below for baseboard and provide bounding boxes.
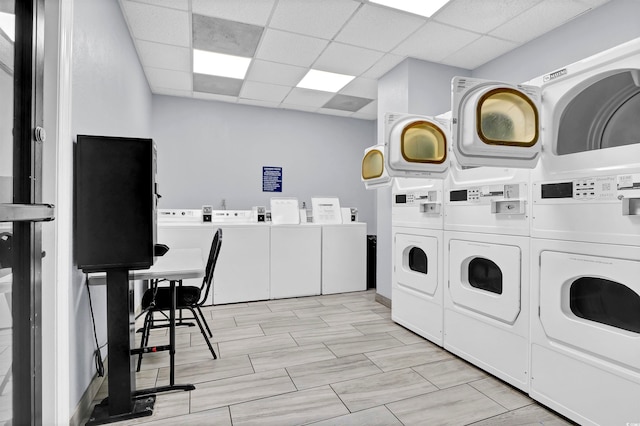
[375,293,391,309]
[69,359,108,426]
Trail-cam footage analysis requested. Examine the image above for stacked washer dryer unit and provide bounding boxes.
[527,38,640,425]
[444,77,541,392]
[384,113,449,346]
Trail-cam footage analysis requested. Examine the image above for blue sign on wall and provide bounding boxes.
[262,166,282,192]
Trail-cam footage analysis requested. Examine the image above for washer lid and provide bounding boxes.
[451,77,541,168]
[361,145,392,189]
[384,113,450,179]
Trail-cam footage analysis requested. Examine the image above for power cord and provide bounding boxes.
[85,275,108,377]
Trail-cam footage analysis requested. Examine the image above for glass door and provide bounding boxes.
[451,76,541,168]
[384,113,450,179]
[0,0,53,424]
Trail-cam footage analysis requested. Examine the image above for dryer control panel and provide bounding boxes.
[394,190,441,214]
[447,183,527,215]
[532,173,640,245]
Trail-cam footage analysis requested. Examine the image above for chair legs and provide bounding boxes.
[136,307,217,372]
[188,307,217,359]
[136,310,153,372]
[196,306,213,338]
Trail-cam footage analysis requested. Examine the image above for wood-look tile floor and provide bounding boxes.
[87,290,573,425]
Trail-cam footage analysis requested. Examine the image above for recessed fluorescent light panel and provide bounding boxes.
[0,12,15,42]
[297,69,355,93]
[193,49,251,79]
[369,0,451,18]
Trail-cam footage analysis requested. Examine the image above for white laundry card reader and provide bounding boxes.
[202,205,213,222]
[253,206,266,222]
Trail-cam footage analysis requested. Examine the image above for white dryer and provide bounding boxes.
[530,238,640,426]
[526,38,640,425]
[443,77,541,392]
[392,177,445,346]
[384,113,450,346]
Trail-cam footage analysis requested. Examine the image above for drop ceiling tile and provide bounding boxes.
[314,43,385,76]
[255,29,328,67]
[490,0,592,43]
[340,77,378,99]
[121,1,190,46]
[193,91,239,103]
[193,73,243,96]
[323,94,374,112]
[440,36,518,69]
[238,98,282,108]
[361,53,406,79]
[126,0,188,10]
[191,0,276,26]
[136,40,190,72]
[282,88,334,108]
[145,67,192,90]
[192,14,263,57]
[240,81,291,103]
[393,21,480,62]
[245,59,308,86]
[269,0,360,39]
[335,4,425,52]
[358,99,378,115]
[433,0,540,33]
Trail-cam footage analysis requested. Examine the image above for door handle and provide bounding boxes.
[0,203,55,222]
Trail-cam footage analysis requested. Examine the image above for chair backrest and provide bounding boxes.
[199,228,222,304]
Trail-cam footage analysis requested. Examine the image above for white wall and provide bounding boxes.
[152,95,377,232]
[70,0,152,414]
[375,59,470,300]
[472,0,640,82]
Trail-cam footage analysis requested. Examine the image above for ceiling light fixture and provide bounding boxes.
[296,69,355,93]
[0,12,15,42]
[193,49,251,79]
[369,0,451,18]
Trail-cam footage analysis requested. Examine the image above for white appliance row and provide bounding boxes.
[372,38,640,426]
[157,213,366,305]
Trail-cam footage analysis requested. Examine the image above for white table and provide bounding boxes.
[87,248,204,285]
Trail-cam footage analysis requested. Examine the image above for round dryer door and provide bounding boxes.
[361,145,392,189]
[452,77,541,168]
[384,113,449,179]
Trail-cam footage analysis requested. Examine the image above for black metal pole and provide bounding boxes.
[106,269,134,416]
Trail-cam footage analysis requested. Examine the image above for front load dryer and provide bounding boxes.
[392,177,445,346]
[361,145,392,190]
[442,77,541,392]
[525,38,640,424]
[530,238,640,426]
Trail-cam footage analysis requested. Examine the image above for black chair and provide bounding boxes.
[136,228,222,371]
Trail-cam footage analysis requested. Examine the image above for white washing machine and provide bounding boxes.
[530,238,640,426]
[525,38,640,424]
[157,209,271,305]
[442,76,542,392]
[392,177,445,346]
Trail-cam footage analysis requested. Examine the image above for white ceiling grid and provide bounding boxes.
[119,0,612,120]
